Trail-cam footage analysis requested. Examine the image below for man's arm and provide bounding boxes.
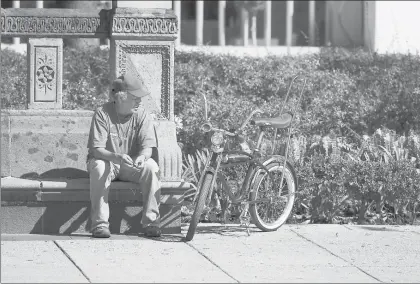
[92,147,133,166]
[137,147,153,160]
[134,111,156,168]
[133,147,153,168]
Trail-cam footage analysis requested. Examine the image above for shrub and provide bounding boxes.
[62,47,110,110]
[174,48,420,154]
[1,48,27,109]
[319,48,420,135]
[293,153,349,224]
[3,46,420,144]
[292,127,420,224]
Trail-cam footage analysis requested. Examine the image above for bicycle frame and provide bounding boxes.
[195,75,307,209]
[196,127,278,207]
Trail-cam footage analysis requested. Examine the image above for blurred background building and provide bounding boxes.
[1,1,419,54]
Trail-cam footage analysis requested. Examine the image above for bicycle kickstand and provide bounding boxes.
[239,203,251,236]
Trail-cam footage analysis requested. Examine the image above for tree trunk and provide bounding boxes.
[54,0,101,49]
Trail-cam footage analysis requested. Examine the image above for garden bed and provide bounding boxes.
[2,46,420,225]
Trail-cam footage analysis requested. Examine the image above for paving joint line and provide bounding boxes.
[290,229,383,283]
[53,240,91,283]
[185,242,240,283]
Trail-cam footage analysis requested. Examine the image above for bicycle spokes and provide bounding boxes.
[256,168,291,224]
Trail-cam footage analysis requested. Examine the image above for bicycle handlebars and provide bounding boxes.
[237,108,263,133]
[200,123,236,137]
[200,108,263,138]
[199,74,304,138]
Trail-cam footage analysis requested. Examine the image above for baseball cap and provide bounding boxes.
[112,71,150,98]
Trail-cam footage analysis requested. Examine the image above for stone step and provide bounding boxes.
[1,177,193,235]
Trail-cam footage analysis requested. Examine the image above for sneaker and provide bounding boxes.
[92,227,111,238]
[144,226,162,238]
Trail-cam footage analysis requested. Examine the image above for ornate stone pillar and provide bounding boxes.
[109,7,177,121]
[28,38,63,109]
[109,5,181,181]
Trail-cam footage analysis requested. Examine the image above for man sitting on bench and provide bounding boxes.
[86,67,161,238]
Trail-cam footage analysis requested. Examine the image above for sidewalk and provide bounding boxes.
[2,224,420,283]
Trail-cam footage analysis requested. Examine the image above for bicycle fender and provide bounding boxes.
[248,155,287,194]
[261,155,286,166]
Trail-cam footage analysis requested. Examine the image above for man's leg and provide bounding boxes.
[88,158,117,235]
[117,159,161,232]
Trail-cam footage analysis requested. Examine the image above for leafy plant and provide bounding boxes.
[182,148,210,191]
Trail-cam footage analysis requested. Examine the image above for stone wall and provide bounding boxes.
[1,110,181,181]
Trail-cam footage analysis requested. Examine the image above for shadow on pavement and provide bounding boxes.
[195,224,261,235]
[138,234,186,242]
[137,224,264,243]
[357,226,404,232]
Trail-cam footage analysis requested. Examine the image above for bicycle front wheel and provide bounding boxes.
[249,161,297,231]
[185,172,214,242]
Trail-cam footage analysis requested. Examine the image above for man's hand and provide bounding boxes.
[117,154,134,166]
[134,155,146,168]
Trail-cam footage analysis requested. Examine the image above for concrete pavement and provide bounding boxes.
[2,224,420,283]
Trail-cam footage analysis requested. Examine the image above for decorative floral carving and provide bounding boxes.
[36,55,55,92]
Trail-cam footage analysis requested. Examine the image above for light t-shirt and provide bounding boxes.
[87,102,156,162]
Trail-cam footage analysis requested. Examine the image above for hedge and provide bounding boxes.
[2,47,420,146]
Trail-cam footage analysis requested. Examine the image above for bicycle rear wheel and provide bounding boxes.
[185,172,214,241]
[249,161,297,231]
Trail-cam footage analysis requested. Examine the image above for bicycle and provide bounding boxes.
[184,76,307,241]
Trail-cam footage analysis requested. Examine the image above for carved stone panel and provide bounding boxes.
[113,40,174,121]
[110,8,178,40]
[112,17,177,35]
[28,38,63,109]
[1,8,110,38]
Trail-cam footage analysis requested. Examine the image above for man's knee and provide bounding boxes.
[143,159,160,174]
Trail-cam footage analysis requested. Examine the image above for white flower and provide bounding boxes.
[174,116,183,130]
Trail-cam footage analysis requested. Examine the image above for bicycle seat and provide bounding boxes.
[250,112,293,129]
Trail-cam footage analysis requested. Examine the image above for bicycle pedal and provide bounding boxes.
[239,215,250,222]
[246,227,250,236]
[239,218,251,226]
[239,222,251,236]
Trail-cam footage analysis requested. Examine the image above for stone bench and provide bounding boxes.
[1,177,191,235]
[1,110,191,235]
[1,6,187,235]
